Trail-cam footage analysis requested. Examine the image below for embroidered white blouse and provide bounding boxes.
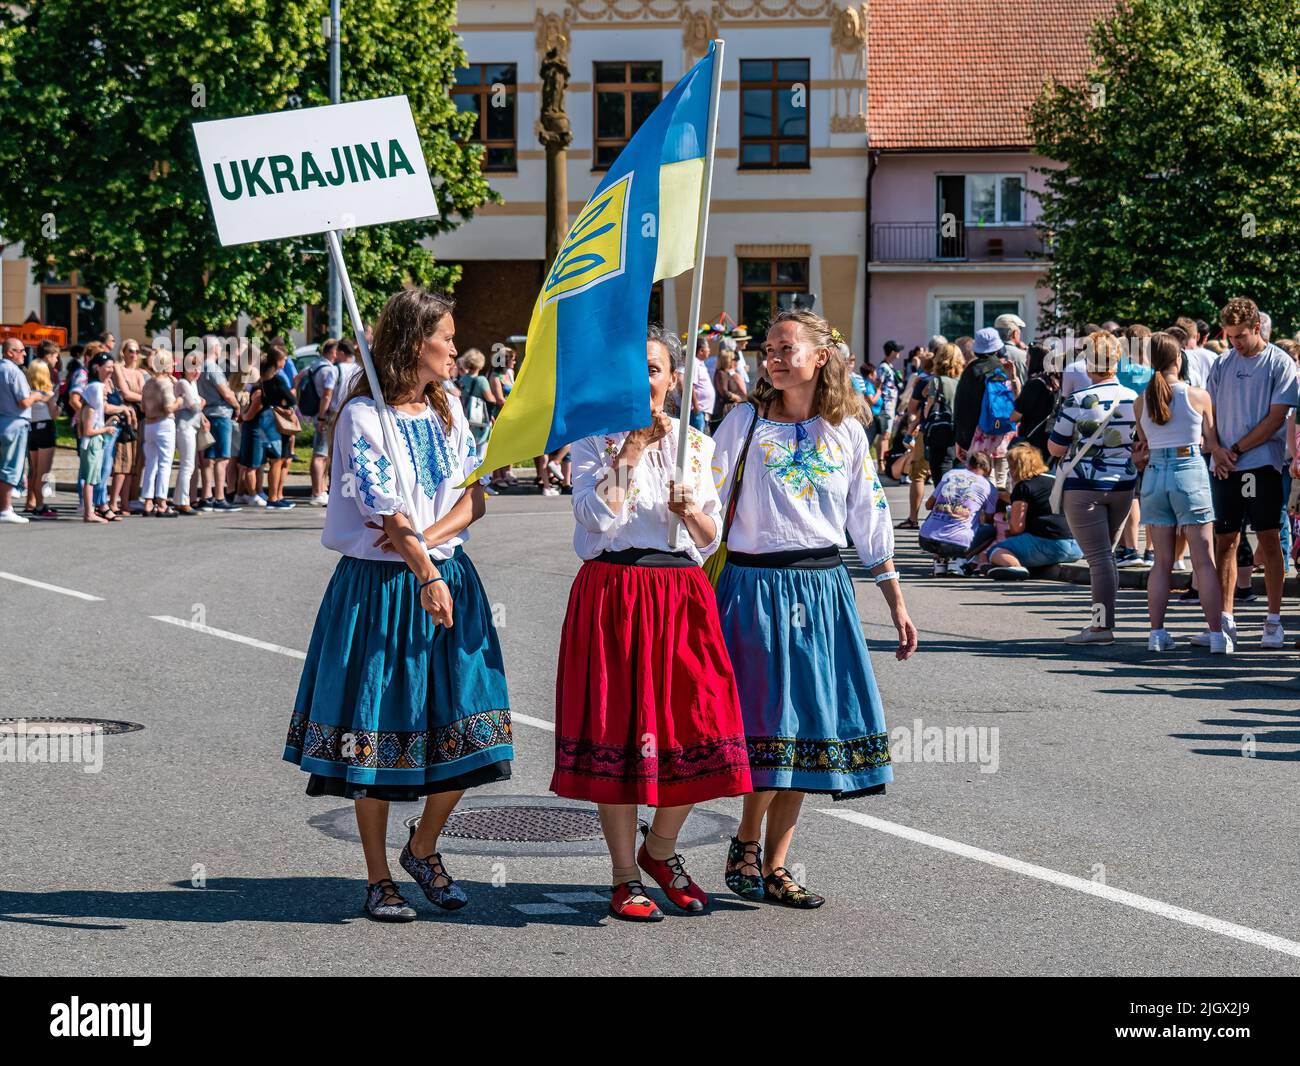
[322,396,477,562]
[571,418,722,565]
[710,405,895,568]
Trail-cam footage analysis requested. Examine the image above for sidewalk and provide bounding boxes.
[50,444,315,497]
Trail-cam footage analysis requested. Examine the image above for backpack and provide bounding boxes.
[978,369,1016,435]
[923,379,954,442]
[298,363,325,417]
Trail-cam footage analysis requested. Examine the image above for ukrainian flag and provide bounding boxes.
[468,42,719,482]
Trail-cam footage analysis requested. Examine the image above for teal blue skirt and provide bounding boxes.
[284,547,513,796]
[714,561,892,798]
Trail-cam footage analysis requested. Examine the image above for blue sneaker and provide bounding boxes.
[267,499,296,510]
[399,825,468,910]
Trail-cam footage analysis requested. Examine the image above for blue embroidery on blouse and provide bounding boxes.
[759,421,844,501]
[396,415,456,500]
[350,437,393,508]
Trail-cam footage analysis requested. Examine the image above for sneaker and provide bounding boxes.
[541,485,560,498]
[1261,620,1286,649]
[1065,627,1115,645]
[987,565,1030,581]
[1147,630,1176,652]
[1234,585,1258,605]
[1142,549,1154,566]
[267,499,296,510]
[560,485,573,496]
[899,474,912,485]
[211,499,242,512]
[1222,613,1238,646]
[1173,559,1189,572]
[1208,631,1232,655]
[250,494,268,508]
[0,509,30,524]
[1115,548,1144,568]
[932,559,948,577]
[547,460,564,483]
[232,493,250,505]
[198,497,216,512]
[947,559,968,576]
[1189,630,1213,647]
[310,493,329,507]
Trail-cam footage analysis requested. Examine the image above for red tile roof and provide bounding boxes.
[868,0,1114,151]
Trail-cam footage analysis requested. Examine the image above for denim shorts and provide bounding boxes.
[1141,449,1214,527]
[312,420,332,457]
[0,417,30,487]
[204,415,234,460]
[992,532,1083,567]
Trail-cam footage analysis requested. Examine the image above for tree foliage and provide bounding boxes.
[0,0,495,337]
[1030,0,1300,334]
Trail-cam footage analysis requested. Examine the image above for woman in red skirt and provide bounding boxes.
[552,325,751,922]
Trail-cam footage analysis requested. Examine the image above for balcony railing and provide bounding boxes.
[870,221,1045,263]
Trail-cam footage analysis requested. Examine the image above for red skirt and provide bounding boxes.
[551,558,752,806]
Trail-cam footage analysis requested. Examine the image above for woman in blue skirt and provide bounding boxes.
[284,289,512,922]
[711,309,918,908]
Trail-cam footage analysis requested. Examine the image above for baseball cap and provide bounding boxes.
[994,313,1026,330]
[883,340,902,354]
[973,327,1003,355]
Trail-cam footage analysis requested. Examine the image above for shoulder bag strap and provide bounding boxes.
[720,402,761,543]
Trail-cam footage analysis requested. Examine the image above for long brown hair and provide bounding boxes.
[1143,331,1183,426]
[752,309,858,425]
[345,288,455,431]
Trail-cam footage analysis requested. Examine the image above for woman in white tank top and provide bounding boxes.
[1133,333,1226,653]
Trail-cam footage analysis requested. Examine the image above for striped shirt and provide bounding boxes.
[1049,379,1138,491]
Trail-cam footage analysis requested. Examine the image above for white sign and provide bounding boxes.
[193,95,439,246]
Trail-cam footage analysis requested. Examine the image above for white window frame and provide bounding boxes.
[947,173,1026,226]
[933,295,1024,339]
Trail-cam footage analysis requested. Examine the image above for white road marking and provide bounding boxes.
[149,614,558,732]
[0,571,103,602]
[511,712,554,732]
[820,808,1300,960]
[544,891,608,904]
[512,902,578,916]
[150,616,307,660]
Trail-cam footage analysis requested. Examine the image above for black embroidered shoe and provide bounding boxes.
[762,866,825,909]
[399,825,469,910]
[363,878,417,922]
[724,836,765,901]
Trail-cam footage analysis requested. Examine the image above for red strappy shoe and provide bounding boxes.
[637,829,709,913]
[609,880,663,922]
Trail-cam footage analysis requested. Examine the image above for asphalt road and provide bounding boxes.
[2,485,1299,976]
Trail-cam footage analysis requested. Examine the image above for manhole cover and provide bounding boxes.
[410,805,604,843]
[310,794,738,858]
[0,717,143,736]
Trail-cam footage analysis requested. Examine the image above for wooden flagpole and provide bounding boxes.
[325,229,424,546]
[669,38,725,548]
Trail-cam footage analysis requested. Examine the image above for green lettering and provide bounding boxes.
[342,144,358,183]
[387,139,416,177]
[213,161,243,200]
[240,156,273,197]
[299,150,327,190]
[354,141,385,181]
[268,154,299,193]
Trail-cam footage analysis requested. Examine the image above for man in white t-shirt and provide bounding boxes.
[1172,315,1219,388]
[303,339,362,506]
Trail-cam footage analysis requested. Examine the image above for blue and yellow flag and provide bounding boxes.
[468,42,718,481]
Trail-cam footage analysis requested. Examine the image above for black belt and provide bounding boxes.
[726,546,843,570]
[595,548,696,569]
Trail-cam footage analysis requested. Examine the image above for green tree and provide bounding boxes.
[0,0,494,338]
[1030,0,1300,335]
